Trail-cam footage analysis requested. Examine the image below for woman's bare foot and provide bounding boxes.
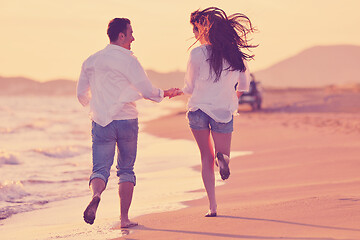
[121,219,138,228]
[205,210,217,217]
[83,196,101,225]
[217,152,230,180]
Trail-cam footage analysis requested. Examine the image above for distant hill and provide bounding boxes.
[254,45,360,87]
[0,76,77,95]
[0,71,184,96]
[2,45,360,95]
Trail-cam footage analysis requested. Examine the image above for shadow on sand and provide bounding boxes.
[218,215,360,232]
[115,215,360,240]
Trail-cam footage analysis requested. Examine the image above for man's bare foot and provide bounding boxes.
[83,196,100,225]
[121,220,138,228]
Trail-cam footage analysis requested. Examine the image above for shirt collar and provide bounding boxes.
[106,44,134,55]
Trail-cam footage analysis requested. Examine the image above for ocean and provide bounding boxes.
[0,95,251,239]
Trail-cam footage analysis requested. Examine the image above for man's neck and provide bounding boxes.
[110,42,129,50]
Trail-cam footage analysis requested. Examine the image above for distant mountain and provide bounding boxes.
[254,45,360,87]
[2,45,360,95]
[0,76,77,95]
[0,71,184,96]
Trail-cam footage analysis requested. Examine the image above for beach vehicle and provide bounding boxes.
[238,74,263,110]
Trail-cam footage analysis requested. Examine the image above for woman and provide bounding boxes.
[177,7,257,217]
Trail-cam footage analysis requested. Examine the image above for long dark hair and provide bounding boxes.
[190,7,257,82]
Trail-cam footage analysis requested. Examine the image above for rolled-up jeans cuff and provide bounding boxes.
[89,173,108,186]
[118,173,136,186]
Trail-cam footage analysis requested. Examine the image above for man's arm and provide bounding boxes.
[236,91,243,98]
[126,58,165,102]
[77,62,91,106]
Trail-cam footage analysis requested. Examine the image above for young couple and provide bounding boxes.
[77,7,256,228]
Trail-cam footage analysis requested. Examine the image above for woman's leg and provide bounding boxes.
[190,128,217,213]
[211,131,231,158]
[211,131,232,179]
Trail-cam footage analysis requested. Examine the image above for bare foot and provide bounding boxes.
[217,152,230,180]
[83,196,100,225]
[121,220,138,228]
[205,210,217,217]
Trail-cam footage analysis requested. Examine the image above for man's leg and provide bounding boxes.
[84,178,106,224]
[91,178,106,198]
[116,119,139,228]
[84,121,116,225]
[119,181,137,228]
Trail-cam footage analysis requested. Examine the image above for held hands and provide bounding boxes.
[236,91,243,98]
[164,88,184,99]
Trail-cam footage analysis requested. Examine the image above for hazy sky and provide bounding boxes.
[1,0,360,81]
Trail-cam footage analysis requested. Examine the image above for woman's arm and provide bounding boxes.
[182,48,202,94]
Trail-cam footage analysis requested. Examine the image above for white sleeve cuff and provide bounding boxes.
[159,89,164,98]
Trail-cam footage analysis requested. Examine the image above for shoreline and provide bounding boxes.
[0,97,214,240]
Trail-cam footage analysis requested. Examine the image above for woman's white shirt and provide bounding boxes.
[182,45,250,123]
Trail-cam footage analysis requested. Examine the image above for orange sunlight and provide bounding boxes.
[0,0,360,81]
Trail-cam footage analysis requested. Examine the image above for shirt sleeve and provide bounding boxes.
[236,61,251,92]
[182,48,201,95]
[76,61,91,106]
[126,58,164,102]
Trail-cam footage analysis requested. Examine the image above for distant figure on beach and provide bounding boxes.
[174,7,256,217]
[77,18,177,228]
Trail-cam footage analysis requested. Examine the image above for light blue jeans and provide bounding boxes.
[187,109,233,133]
[90,119,138,186]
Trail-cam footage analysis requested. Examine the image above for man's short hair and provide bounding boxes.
[107,18,131,42]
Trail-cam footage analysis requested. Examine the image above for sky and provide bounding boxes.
[1,0,360,82]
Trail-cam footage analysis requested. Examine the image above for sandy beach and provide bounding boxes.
[2,1,360,239]
[126,87,360,239]
[1,86,359,240]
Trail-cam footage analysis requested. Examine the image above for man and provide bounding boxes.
[77,18,175,228]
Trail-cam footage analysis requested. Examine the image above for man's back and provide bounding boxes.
[77,44,163,127]
[82,44,139,101]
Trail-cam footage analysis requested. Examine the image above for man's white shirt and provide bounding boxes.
[77,44,164,127]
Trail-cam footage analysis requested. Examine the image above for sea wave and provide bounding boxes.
[0,181,29,202]
[0,205,32,220]
[0,150,21,166]
[33,145,91,158]
[0,116,63,134]
[22,177,88,185]
[0,123,47,134]
[0,127,14,134]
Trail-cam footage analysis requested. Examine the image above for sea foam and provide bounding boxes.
[32,145,90,158]
[0,181,29,202]
[0,150,20,166]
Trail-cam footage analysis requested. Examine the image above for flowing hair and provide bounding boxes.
[190,7,257,82]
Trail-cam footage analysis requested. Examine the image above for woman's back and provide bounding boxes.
[183,45,250,123]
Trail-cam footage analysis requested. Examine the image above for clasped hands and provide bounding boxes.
[164,88,184,99]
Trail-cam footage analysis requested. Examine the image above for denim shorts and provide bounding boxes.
[91,119,138,186]
[187,109,233,133]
